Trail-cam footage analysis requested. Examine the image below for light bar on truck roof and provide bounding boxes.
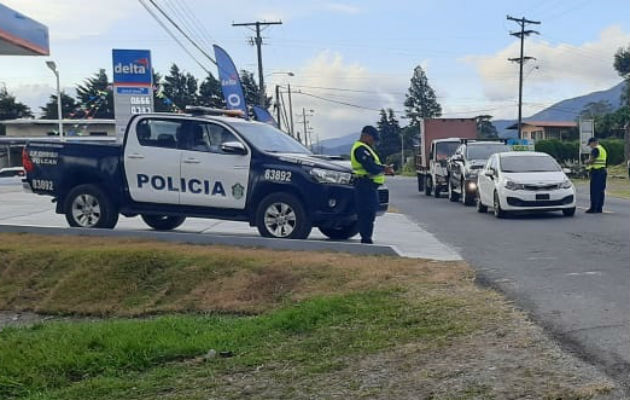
[184,106,245,118]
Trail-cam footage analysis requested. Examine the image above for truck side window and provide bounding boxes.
[185,122,239,154]
[136,119,182,149]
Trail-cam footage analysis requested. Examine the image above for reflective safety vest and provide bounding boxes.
[588,144,607,170]
[350,141,385,185]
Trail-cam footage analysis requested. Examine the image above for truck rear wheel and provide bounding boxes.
[319,222,359,240]
[424,176,432,196]
[417,173,424,192]
[141,215,186,231]
[256,193,312,239]
[64,184,118,229]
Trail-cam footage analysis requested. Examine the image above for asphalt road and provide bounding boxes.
[387,176,630,389]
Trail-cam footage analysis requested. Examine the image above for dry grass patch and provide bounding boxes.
[0,233,468,316]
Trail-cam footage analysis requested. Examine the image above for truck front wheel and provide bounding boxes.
[64,184,118,229]
[319,222,359,240]
[256,193,312,239]
[141,215,186,231]
[424,176,432,196]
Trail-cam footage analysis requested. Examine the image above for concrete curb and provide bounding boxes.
[0,224,400,257]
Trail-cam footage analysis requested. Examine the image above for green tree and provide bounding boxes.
[375,109,399,160]
[240,70,271,109]
[614,45,630,161]
[40,92,77,119]
[152,71,172,113]
[163,64,198,111]
[0,88,32,135]
[404,65,442,127]
[76,69,114,118]
[475,115,499,139]
[199,73,225,108]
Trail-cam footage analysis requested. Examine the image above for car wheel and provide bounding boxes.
[448,179,459,202]
[319,222,359,240]
[461,180,474,206]
[141,215,186,230]
[476,195,488,213]
[493,191,506,219]
[417,173,424,192]
[562,207,576,217]
[424,176,432,196]
[256,193,312,239]
[64,184,118,229]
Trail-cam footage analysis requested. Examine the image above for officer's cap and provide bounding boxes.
[361,125,380,141]
[587,137,599,144]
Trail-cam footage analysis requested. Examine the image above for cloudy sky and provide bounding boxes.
[2,0,628,139]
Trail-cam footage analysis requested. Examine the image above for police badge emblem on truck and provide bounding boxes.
[232,183,245,199]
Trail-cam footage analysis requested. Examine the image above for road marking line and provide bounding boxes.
[566,271,602,277]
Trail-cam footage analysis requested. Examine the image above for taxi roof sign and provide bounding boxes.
[0,3,49,56]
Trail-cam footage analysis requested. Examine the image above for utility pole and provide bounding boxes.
[506,15,540,140]
[287,84,295,137]
[232,20,282,106]
[275,85,282,130]
[297,108,315,147]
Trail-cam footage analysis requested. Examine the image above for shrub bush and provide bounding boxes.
[534,139,624,165]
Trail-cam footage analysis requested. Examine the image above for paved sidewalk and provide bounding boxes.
[0,181,461,261]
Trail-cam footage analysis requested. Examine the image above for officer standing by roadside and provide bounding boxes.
[350,126,394,244]
[585,137,607,213]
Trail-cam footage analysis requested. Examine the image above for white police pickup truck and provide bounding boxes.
[22,110,389,239]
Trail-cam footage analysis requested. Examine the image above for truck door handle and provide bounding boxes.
[183,158,201,164]
[127,153,144,159]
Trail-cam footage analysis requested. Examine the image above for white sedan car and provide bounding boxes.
[476,152,576,218]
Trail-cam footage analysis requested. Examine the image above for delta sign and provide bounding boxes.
[112,49,154,141]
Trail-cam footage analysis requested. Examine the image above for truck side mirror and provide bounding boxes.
[221,141,247,155]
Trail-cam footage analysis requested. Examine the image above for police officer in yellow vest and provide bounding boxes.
[585,137,607,214]
[351,126,394,244]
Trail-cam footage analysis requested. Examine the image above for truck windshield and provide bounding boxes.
[230,121,312,154]
[435,142,460,160]
[500,156,560,173]
[466,144,510,160]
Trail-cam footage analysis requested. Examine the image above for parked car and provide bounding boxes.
[0,167,25,178]
[447,140,511,205]
[476,152,576,218]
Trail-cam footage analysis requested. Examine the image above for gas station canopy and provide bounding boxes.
[0,3,49,56]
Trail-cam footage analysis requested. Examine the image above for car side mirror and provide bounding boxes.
[221,141,247,155]
[484,169,495,178]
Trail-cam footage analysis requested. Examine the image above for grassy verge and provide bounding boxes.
[0,234,618,399]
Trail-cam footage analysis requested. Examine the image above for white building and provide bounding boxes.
[1,119,116,138]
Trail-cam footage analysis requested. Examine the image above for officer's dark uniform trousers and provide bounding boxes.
[590,168,607,212]
[355,177,379,241]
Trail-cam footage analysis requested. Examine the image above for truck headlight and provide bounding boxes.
[505,180,525,191]
[559,180,573,189]
[309,168,353,185]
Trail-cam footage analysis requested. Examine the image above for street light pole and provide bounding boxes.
[46,61,63,139]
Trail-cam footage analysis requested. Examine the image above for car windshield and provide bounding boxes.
[500,155,560,173]
[466,144,510,160]
[229,121,312,154]
[435,142,460,160]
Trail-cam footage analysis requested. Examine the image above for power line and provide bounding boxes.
[145,0,217,66]
[137,0,212,74]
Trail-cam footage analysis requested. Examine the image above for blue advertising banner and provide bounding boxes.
[252,105,278,128]
[112,49,152,85]
[213,44,247,114]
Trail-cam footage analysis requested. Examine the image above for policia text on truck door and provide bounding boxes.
[23,111,388,239]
